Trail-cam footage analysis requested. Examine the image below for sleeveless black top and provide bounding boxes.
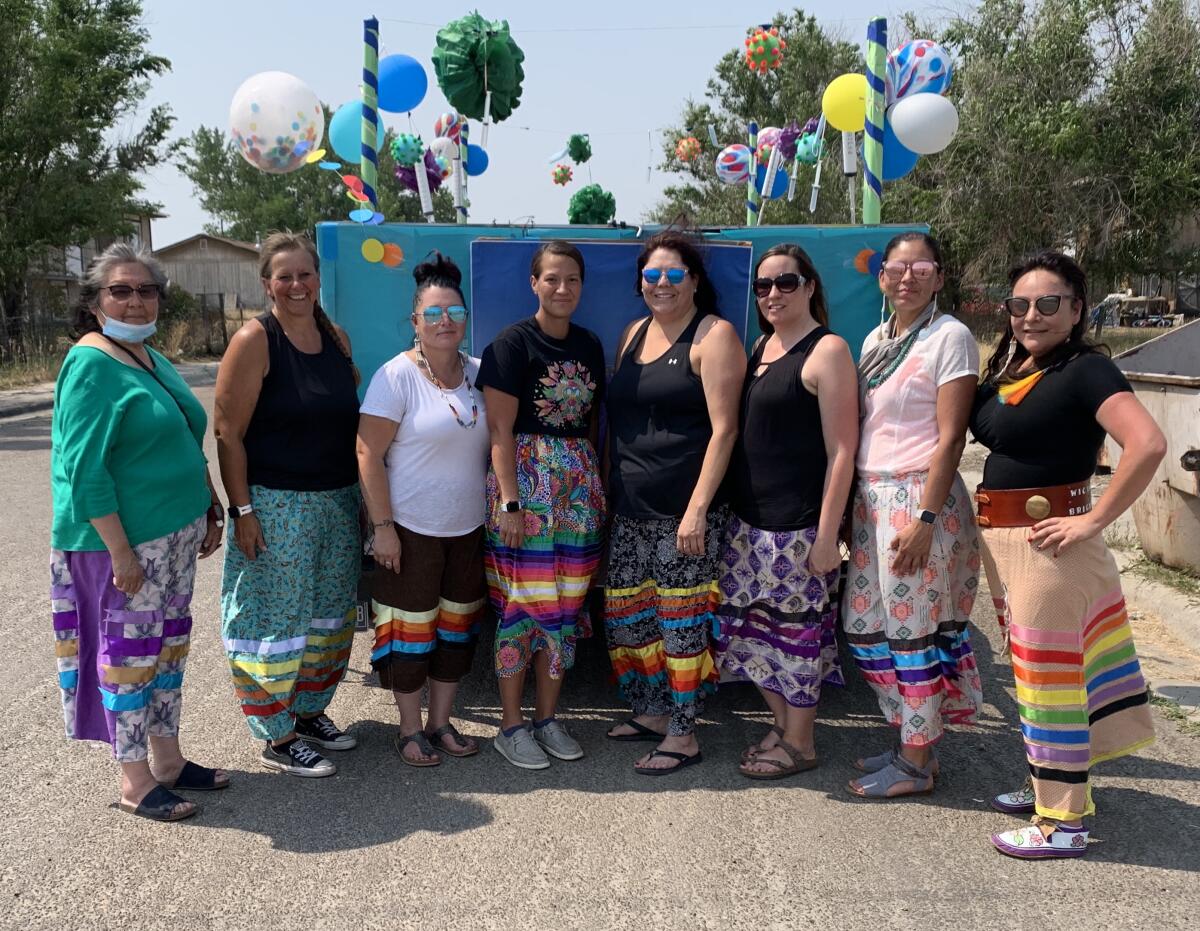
[726,326,830,531]
[243,312,360,491]
[607,312,716,519]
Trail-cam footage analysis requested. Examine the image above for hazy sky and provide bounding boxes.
[138,1,914,248]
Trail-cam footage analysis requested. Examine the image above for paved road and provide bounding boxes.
[2,390,1199,931]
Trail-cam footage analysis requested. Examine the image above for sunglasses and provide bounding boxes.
[642,267,688,286]
[102,284,161,302]
[880,260,939,281]
[1004,294,1076,317]
[752,273,805,298]
[418,304,468,324]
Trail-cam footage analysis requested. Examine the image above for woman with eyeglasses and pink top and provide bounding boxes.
[714,244,859,780]
[357,253,490,767]
[842,231,984,798]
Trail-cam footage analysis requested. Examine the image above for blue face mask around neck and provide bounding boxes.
[100,314,157,343]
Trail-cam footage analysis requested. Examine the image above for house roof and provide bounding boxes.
[154,233,260,257]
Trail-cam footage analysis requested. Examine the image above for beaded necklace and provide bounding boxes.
[415,348,478,429]
[866,328,920,391]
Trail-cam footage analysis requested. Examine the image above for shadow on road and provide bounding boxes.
[0,415,51,452]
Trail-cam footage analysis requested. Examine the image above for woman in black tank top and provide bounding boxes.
[603,231,746,774]
[713,244,859,780]
[214,233,362,778]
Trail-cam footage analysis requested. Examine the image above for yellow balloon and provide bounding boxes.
[361,238,385,263]
[822,73,868,133]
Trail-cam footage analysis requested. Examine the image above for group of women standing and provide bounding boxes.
[49,229,1165,861]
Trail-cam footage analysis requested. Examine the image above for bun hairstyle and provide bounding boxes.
[412,251,465,309]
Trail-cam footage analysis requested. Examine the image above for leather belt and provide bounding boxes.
[975,481,1092,528]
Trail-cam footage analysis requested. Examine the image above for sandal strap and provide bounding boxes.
[397,731,437,757]
[891,753,932,780]
[426,723,465,745]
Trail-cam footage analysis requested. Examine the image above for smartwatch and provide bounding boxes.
[918,509,937,525]
[228,503,255,519]
[502,500,522,513]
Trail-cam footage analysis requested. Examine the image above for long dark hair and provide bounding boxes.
[412,250,465,308]
[260,231,359,385]
[634,230,720,317]
[753,243,829,334]
[983,251,1108,384]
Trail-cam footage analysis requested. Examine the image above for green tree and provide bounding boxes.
[649,9,863,226]
[0,0,176,359]
[178,119,456,241]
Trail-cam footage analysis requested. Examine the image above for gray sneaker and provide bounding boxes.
[260,738,337,778]
[494,725,551,770]
[533,719,584,761]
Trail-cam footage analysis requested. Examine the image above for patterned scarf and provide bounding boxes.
[995,368,1047,406]
[856,300,937,408]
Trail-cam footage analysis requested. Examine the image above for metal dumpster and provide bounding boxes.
[1108,319,1200,572]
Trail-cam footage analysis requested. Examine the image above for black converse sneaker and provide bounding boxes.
[294,714,358,750]
[260,738,337,778]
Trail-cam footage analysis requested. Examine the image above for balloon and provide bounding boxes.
[755,126,782,162]
[887,40,953,103]
[881,110,919,180]
[390,133,425,167]
[433,13,525,121]
[329,102,380,164]
[675,136,702,162]
[755,163,788,200]
[378,54,428,113]
[394,148,444,193]
[552,163,573,186]
[821,73,867,133]
[795,133,822,165]
[464,143,488,176]
[745,26,786,74]
[888,93,959,154]
[434,112,462,142]
[229,71,324,174]
[715,144,752,185]
[429,136,458,172]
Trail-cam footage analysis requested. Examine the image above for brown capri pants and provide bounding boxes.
[370,524,487,693]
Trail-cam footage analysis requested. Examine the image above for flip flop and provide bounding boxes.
[164,760,230,791]
[119,785,198,822]
[606,719,667,742]
[739,739,819,781]
[395,731,442,768]
[425,723,479,758]
[634,749,703,776]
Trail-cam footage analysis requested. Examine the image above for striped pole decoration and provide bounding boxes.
[745,120,760,225]
[361,17,380,209]
[862,16,887,224]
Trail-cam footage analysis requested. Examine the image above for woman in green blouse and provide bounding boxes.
[50,243,227,822]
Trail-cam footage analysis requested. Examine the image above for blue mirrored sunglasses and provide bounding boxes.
[419,304,468,323]
[642,267,688,286]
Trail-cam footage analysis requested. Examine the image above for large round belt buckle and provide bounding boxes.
[1024,494,1051,520]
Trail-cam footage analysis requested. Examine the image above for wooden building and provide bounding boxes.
[154,233,263,311]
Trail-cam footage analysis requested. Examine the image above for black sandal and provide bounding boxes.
[395,731,441,767]
[633,749,703,776]
[119,785,198,822]
[165,760,230,791]
[425,723,478,758]
[606,719,667,742]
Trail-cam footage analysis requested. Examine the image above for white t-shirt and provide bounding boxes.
[359,352,490,536]
[857,313,979,475]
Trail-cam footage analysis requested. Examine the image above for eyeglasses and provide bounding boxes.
[418,304,468,324]
[880,260,939,281]
[101,284,161,302]
[1003,294,1076,317]
[752,273,805,298]
[641,267,688,286]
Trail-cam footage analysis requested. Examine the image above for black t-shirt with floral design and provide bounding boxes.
[476,317,606,438]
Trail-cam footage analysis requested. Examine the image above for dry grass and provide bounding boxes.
[0,352,64,390]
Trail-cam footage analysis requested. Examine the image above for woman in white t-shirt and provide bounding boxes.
[356,253,490,767]
[842,232,983,797]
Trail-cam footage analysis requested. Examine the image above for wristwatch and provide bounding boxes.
[228,503,255,519]
[918,509,937,525]
[502,500,522,513]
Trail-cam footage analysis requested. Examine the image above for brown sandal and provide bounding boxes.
[740,724,785,763]
[739,738,819,781]
[395,731,441,767]
[425,723,478,758]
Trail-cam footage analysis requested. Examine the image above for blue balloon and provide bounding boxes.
[882,113,919,181]
[465,144,489,176]
[755,162,789,200]
[378,54,428,113]
[329,102,380,164]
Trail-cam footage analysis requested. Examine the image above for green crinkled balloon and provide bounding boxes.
[567,133,592,164]
[567,184,616,225]
[432,13,525,122]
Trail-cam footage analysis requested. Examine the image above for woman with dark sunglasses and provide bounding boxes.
[842,231,984,798]
[604,230,746,775]
[970,251,1163,859]
[357,252,490,766]
[476,240,608,771]
[714,244,858,779]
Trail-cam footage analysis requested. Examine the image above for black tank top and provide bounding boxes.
[607,312,716,519]
[243,312,360,491]
[727,326,830,531]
